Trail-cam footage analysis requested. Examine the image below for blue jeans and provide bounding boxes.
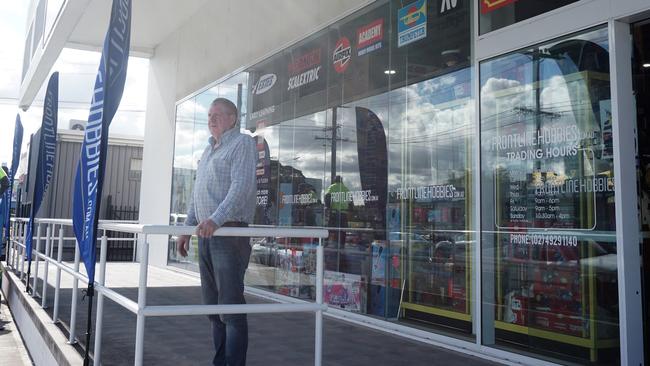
[198,235,251,366]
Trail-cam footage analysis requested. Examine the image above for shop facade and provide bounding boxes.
[163,1,648,364]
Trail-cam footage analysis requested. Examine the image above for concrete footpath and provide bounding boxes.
[9,262,503,366]
[0,297,33,365]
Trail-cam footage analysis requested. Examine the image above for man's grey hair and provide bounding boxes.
[211,98,238,127]
[211,98,237,115]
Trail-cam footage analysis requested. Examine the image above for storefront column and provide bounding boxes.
[609,19,645,365]
[139,34,179,267]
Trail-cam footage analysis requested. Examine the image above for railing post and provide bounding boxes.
[15,221,20,263]
[16,221,23,270]
[4,221,11,265]
[68,242,80,344]
[19,222,25,280]
[41,224,53,307]
[93,232,109,365]
[32,223,44,295]
[15,221,20,267]
[49,228,55,258]
[11,221,16,266]
[132,233,137,262]
[10,221,18,266]
[12,221,18,271]
[15,221,21,267]
[6,221,13,267]
[53,226,64,323]
[20,248,25,281]
[315,240,324,366]
[134,234,149,366]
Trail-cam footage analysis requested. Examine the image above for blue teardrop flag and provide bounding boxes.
[72,0,131,284]
[25,72,59,261]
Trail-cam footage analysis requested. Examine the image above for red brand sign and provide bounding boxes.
[357,19,383,48]
[332,37,352,73]
[288,48,321,75]
[481,0,518,14]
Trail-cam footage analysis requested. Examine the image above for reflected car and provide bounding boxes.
[251,237,276,266]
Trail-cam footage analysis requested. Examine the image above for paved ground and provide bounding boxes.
[20,262,500,366]
[0,298,33,365]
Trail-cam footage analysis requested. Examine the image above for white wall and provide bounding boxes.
[140,0,371,266]
[138,30,179,266]
[172,0,371,101]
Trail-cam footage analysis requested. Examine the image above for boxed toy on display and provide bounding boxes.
[369,240,402,317]
[323,270,365,312]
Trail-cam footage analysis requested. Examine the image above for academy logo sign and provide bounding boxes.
[357,19,383,56]
[332,37,351,73]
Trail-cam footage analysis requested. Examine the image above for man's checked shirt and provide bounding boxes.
[185,128,257,227]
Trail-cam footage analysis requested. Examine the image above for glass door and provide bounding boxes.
[479,26,621,365]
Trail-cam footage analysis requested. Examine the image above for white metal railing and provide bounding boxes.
[4,218,328,366]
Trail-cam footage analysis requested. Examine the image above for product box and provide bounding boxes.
[368,284,401,317]
[324,271,363,312]
[274,249,314,299]
[370,241,401,287]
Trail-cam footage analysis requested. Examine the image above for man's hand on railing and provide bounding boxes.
[177,235,191,257]
[196,219,218,238]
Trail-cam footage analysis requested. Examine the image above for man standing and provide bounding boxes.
[176,98,257,366]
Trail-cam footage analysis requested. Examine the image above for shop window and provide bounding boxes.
[242,0,475,336]
[168,0,475,340]
[479,26,619,364]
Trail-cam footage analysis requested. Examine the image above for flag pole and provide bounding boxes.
[83,283,95,366]
[82,208,103,365]
[25,262,32,293]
